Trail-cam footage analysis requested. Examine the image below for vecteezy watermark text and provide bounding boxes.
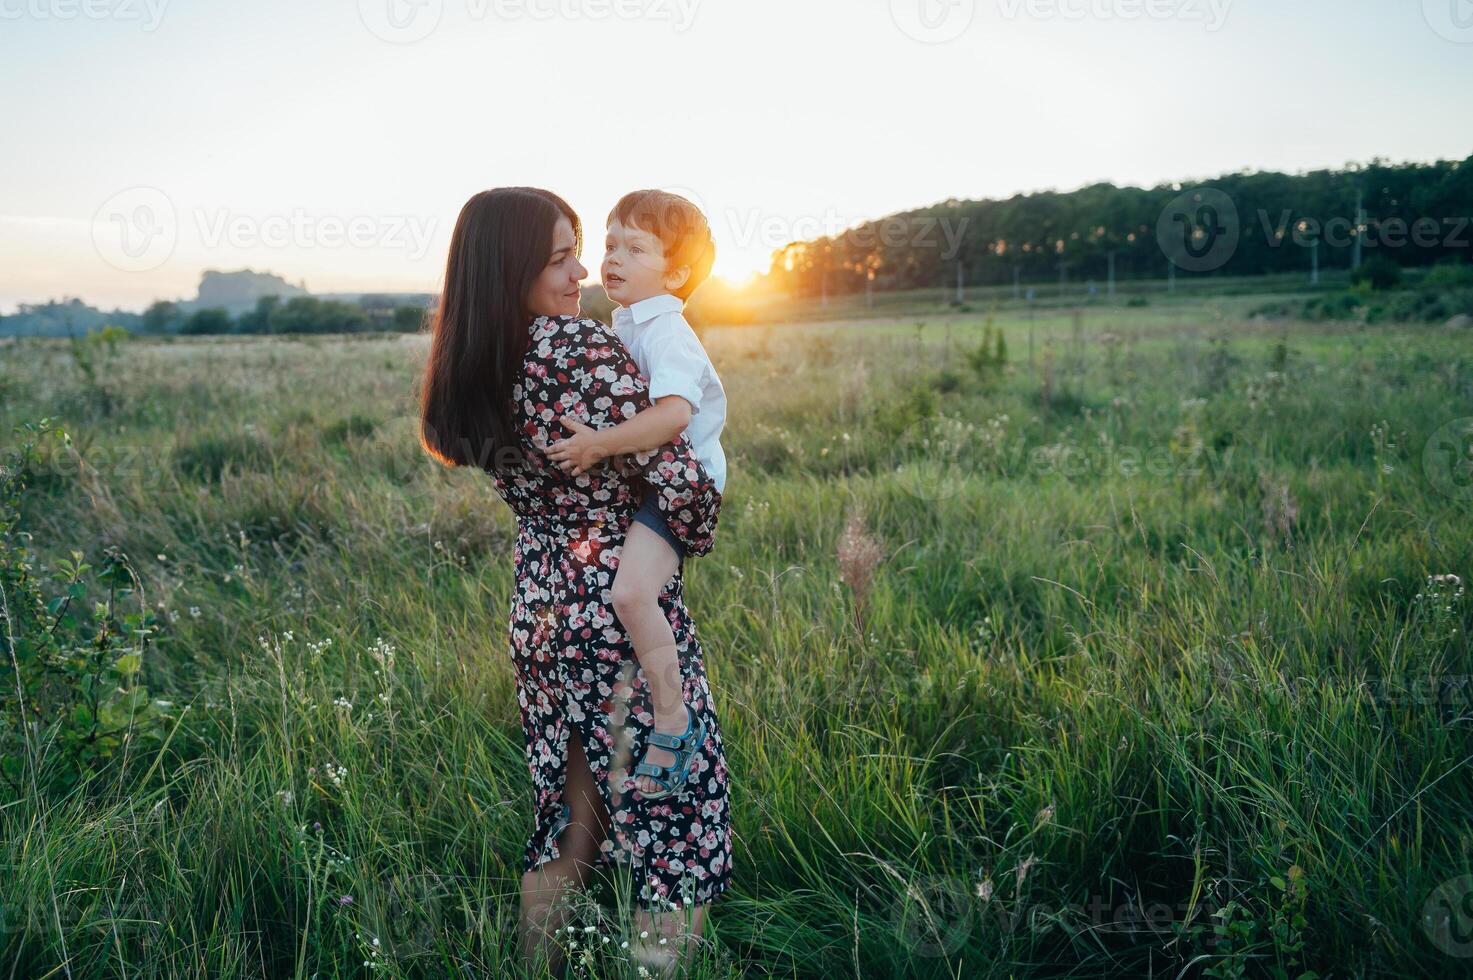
[91,186,440,273]
[997,0,1232,31]
[357,0,698,43]
[1258,211,1472,252]
[726,209,970,260]
[0,0,168,30]
[1158,186,1472,272]
[193,208,437,261]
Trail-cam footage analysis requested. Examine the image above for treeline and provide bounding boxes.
[766,156,1473,298]
[0,299,143,337]
[140,295,428,335]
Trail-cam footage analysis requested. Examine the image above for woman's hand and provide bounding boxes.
[548,416,610,475]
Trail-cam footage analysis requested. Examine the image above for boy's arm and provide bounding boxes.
[549,394,692,475]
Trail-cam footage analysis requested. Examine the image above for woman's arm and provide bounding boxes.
[547,395,691,475]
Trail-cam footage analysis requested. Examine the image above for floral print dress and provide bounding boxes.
[487,314,732,910]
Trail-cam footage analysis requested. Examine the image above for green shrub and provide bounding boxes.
[872,382,938,440]
[1300,292,1365,322]
[1349,256,1402,291]
[1421,259,1473,289]
[965,320,1008,382]
[0,420,171,797]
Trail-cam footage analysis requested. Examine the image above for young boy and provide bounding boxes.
[548,189,726,798]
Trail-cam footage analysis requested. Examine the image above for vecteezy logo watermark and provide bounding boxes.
[997,0,1232,31]
[0,0,169,30]
[890,0,975,43]
[891,875,972,956]
[192,208,438,260]
[359,871,454,960]
[1256,211,1471,252]
[92,186,177,273]
[1423,0,1473,43]
[887,416,1232,504]
[1157,187,1240,273]
[92,189,438,273]
[890,416,983,503]
[641,186,970,263]
[1422,875,1473,957]
[1423,417,1473,500]
[728,209,970,261]
[488,0,699,29]
[359,0,698,42]
[358,0,444,43]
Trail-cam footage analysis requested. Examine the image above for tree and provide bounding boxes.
[180,308,233,335]
[272,297,370,334]
[236,295,281,334]
[392,306,425,332]
[141,300,183,334]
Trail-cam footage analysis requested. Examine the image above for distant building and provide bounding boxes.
[191,269,308,316]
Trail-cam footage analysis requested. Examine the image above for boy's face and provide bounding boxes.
[601,219,685,306]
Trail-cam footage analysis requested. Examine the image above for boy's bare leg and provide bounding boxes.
[610,521,685,796]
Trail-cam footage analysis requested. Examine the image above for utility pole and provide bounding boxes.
[1352,189,1364,270]
[1310,239,1320,286]
[1027,287,1036,365]
[1013,265,1022,301]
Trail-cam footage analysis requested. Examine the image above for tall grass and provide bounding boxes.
[2,309,1470,978]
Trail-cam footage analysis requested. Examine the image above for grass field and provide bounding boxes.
[3,297,1472,978]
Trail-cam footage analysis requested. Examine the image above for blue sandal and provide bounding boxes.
[634,704,707,799]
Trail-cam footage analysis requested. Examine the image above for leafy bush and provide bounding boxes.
[0,420,171,796]
[872,382,939,441]
[1421,259,1473,289]
[965,320,1008,382]
[66,325,131,416]
[1349,256,1402,291]
[1300,292,1366,322]
[1365,290,1447,324]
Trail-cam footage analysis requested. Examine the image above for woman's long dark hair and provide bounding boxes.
[419,187,581,473]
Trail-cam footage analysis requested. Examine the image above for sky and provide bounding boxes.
[1,0,1470,313]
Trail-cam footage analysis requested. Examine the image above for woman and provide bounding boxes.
[417,187,732,975]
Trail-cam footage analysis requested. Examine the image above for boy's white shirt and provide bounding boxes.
[610,292,728,494]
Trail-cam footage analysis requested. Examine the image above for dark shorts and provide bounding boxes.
[630,492,687,563]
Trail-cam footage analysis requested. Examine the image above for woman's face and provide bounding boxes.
[525,215,586,319]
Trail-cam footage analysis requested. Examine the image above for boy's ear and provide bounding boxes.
[663,264,691,293]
